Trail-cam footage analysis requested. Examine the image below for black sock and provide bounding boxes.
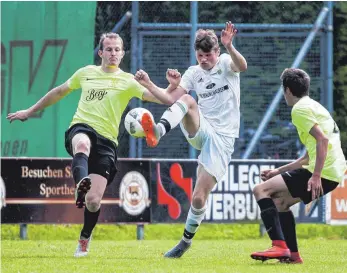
[80,208,100,239]
[279,211,298,252]
[183,229,195,240]
[159,118,171,134]
[72,153,89,184]
[258,198,285,241]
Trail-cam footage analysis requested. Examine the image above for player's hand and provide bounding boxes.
[166,68,181,87]
[307,174,324,200]
[134,69,151,86]
[260,169,280,181]
[7,109,32,123]
[221,21,237,47]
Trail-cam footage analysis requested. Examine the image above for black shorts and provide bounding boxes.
[65,123,118,185]
[281,168,339,204]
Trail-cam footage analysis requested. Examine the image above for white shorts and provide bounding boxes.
[180,112,235,182]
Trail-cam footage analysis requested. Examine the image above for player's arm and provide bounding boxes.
[7,82,73,122]
[135,69,186,105]
[261,152,309,181]
[221,21,247,72]
[277,152,310,173]
[309,124,329,178]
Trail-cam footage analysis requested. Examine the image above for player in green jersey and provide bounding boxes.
[250,68,346,263]
[7,32,181,257]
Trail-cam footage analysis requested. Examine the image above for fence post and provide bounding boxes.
[20,223,27,240]
[137,224,144,240]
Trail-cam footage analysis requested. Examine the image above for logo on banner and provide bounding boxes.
[156,163,193,220]
[120,171,150,216]
[331,173,347,220]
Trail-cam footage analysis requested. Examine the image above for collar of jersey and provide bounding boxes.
[99,66,123,75]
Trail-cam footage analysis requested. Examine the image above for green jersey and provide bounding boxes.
[291,96,346,183]
[67,65,146,145]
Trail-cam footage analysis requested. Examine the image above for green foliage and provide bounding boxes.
[333,2,347,154]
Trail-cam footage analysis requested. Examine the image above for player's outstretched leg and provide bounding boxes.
[141,99,189,147]
[75,177,91,208]
[164,239,192,258]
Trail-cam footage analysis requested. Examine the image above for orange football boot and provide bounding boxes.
[141,113,159,147]
[251,240,290,261]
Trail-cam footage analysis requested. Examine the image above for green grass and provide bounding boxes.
[2,223,347,240]
[2,224,347,272]
[2,239,347,273]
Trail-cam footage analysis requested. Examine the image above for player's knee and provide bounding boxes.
[273,197,290,212]
[85,194,101,212]
[179,94,196,108]
[192,192,207,209]
[252,184,263,198]
[73,136,91,156]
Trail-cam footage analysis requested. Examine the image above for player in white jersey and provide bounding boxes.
[7,33,177,257]
[135,22,247,258]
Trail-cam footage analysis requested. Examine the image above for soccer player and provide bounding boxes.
[6,32,175,257]
[135,22,247,258]
[250,68,346,263]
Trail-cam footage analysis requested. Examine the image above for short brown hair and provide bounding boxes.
[280,68,310,97]
[98,32,124,51]
[194,29,219,52]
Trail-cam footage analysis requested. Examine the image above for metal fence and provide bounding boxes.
[95,1,333,160]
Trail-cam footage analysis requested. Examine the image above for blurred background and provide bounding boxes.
[1,1,347,161]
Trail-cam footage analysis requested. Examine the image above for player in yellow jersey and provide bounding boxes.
[7,33,181,257]
[250,68,346,263]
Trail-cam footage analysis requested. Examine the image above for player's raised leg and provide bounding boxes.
[71,133,92,208]
[141,95,196,147]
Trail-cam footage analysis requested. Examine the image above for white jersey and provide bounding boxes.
[179,53,240,138]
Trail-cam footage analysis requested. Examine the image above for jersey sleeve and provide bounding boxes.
[179,67,194,93]
[129,78,146,99]
[292,105,317,133]
[220,53,239,76]
[67,67,86,90]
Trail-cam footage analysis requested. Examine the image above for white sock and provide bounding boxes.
[158,100,188,137]
[182,204,207,243]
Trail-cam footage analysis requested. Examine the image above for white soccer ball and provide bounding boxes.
[124,108,154,138]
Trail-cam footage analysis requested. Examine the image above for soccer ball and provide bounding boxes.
[124,108,154,138]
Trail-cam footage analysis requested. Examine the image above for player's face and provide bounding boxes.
[100,38,124,67]
[283,87,293,106]
[196,49,219,70]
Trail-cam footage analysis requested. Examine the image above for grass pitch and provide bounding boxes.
[2,239,347,273]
